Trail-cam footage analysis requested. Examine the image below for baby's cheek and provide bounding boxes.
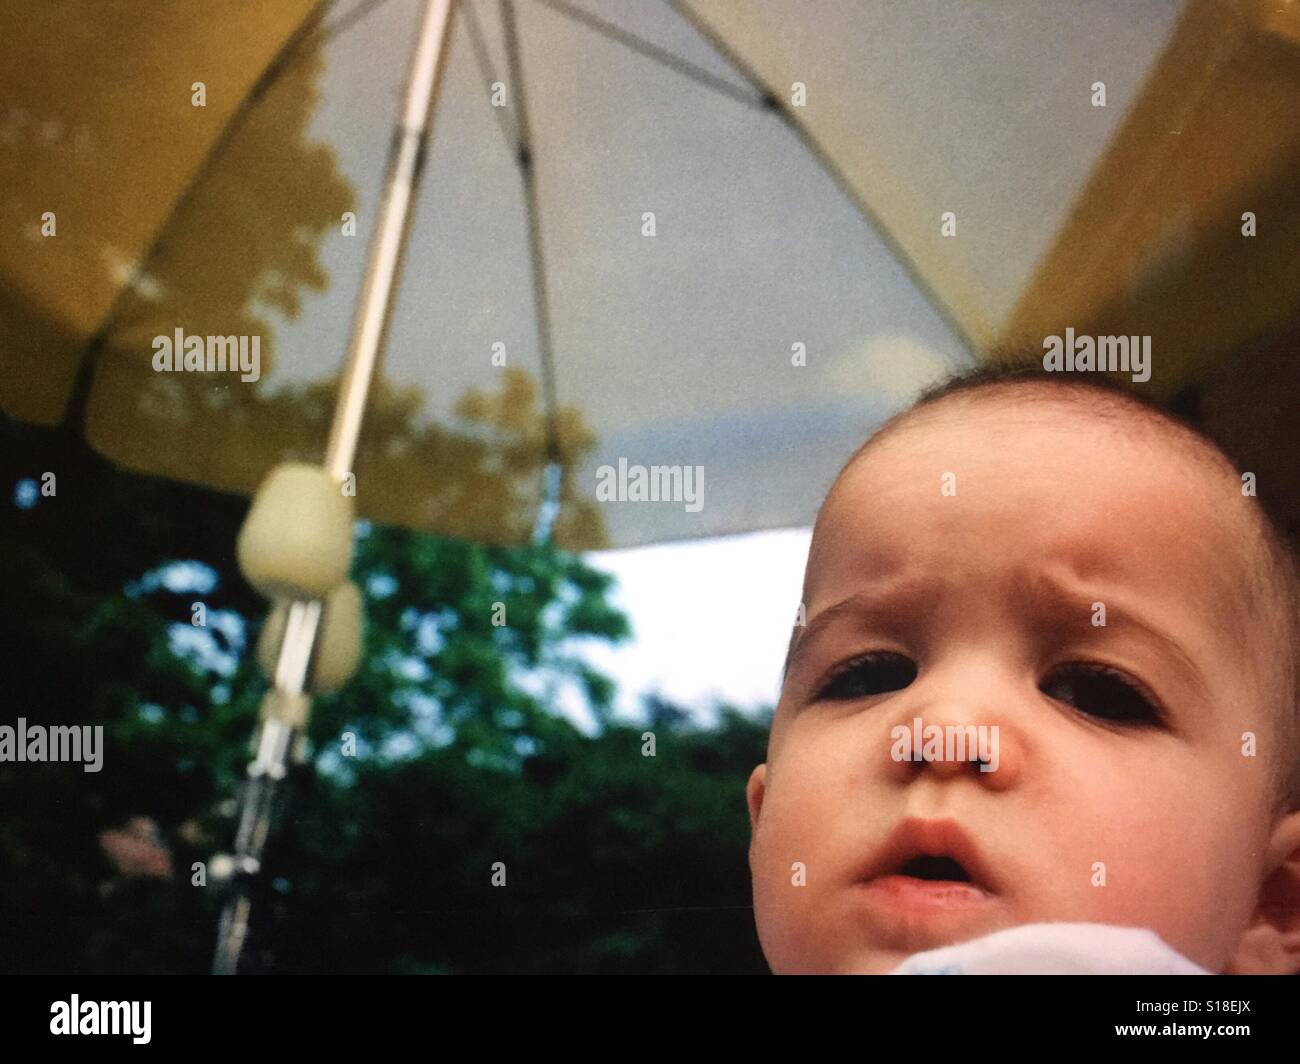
[1057,808,1255,969]
[749,778,855,972]
[750,835,826,973]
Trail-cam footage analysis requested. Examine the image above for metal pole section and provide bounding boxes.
[326,0,455,480]
[212,0,456,975]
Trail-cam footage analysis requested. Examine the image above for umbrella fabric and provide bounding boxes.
[0,0,318,424]
[678,0,1300,380]
[3,0,1297,550]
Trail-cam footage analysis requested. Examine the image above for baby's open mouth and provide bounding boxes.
[860,838,995,913]
[856,817,1000,900]
[897,855,972,884]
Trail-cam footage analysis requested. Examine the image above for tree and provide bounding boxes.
[0,411,772,974]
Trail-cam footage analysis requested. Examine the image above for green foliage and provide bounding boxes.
[0,416,772,973]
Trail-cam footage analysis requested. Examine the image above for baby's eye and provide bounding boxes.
[1039,662,1163,726]
[816,652,917,701]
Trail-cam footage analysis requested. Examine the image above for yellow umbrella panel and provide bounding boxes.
[0,0,320,425]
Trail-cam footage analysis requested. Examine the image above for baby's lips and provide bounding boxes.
[856,816,1001,894]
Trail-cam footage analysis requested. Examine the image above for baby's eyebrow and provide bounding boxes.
[781,568,1212,701]
[784,572,939,681]
[1015,570,1212,697]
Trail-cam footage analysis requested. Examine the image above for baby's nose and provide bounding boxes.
[880,673,1024,791]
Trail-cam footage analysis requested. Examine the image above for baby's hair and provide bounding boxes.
[785,361,1300,808]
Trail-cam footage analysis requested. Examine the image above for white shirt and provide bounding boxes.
[890,922,1211,975]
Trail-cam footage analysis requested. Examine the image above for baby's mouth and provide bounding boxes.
[896,855,973,884]
[853,818,1003,928]
[861,850,994,911]
[857,817,1001,897]
[872,853,990,904]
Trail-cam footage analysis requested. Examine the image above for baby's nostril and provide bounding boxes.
[900,855,970,882]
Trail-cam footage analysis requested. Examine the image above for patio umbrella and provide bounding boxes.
[6,0,1299,546]
[3,0,1298,971]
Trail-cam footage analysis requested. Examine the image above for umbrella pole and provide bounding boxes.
[211,0,457,975]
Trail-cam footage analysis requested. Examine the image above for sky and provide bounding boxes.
[581,525,811,725]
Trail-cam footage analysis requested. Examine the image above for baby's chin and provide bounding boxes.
[822,932,1003,975]
[773,913,1225,974]
[773,942,959,975]
[822,949,914,976]
[762,897,1025,974]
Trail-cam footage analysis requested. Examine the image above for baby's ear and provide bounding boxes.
[1225,811,1300,974]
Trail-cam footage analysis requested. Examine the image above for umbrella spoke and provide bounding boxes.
[462,0,521,155]
[533,0,769,110]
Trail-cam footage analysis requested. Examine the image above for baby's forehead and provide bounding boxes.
[811,393,1261,633]
[853,388,1235,483]
[867,399,1258,566]
[820,392,1239,544]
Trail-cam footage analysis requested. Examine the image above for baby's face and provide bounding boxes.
[749,398,1282,973]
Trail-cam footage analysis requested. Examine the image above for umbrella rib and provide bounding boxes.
[500,0,564,526]
[461,0,522,157]
[664,0,979,359]
[530,0,770,111]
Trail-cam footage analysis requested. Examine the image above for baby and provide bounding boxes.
[747,363,1300,974]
